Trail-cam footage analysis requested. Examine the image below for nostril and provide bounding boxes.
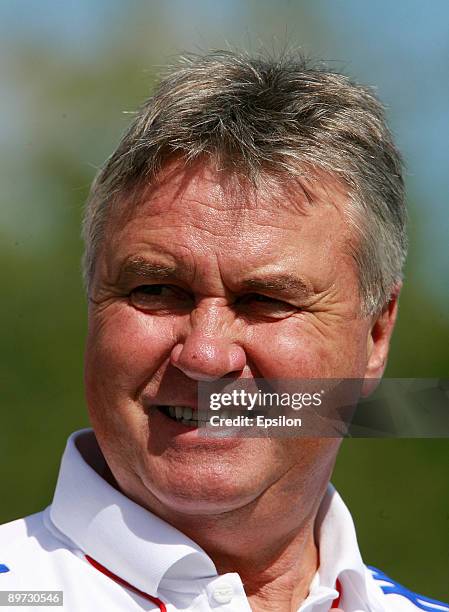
[170,343,184,364]
[171,341,216,371]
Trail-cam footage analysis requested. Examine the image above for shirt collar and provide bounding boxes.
[302,483,376,611]
[49,429,217,596]
[48,429,375,609]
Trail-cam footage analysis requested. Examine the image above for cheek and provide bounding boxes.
[85,305,177,400]
[246,317,369,378]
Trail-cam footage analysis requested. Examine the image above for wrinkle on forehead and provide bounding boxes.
[106,156,350,233]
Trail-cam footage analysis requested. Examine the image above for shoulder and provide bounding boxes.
[0,510,81,589]
[0,511,51,560]
[0,511,48,542]
[0,507,68,546]
[368,565,449,612]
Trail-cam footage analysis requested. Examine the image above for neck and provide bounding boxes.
[195,517,319,612]
[148,489,325,612]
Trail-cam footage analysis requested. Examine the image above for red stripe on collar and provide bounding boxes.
[86,554,342,611]
[85,555,167,611]
[331,578,342,609]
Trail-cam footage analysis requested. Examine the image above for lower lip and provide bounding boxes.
[148,406,246,448]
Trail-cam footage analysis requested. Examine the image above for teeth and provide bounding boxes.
[163,405,201,423]
[161,405,227,425]
[183,407,192,420]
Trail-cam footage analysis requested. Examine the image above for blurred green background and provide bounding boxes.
[1,0,448,601]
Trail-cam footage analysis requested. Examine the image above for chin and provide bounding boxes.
[140,461,263,517]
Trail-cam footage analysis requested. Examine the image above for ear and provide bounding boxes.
[361,283,401,397]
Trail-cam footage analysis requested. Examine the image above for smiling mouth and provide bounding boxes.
[156,405,271,427]
[156,405,207,426]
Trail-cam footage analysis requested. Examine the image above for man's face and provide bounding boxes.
[85,160,383,521]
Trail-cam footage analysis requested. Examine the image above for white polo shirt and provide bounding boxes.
[0,429,447,612]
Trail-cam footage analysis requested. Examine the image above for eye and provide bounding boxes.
[238,293,286,304]
[236,293,298,318]
[129,284,192,312]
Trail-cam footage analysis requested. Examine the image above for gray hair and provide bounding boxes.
[82,49,407,315]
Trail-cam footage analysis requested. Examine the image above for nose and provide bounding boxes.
[171,340,246,381]
[170,302,247,381]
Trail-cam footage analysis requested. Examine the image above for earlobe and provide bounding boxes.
[362,284,401,397]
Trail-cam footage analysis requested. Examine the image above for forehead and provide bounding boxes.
[102,160,355,288]
[112,160,350,237]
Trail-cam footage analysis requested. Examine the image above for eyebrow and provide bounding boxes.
[117,257,314,299]
[117,257,178,283]
[241,275,313,299]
